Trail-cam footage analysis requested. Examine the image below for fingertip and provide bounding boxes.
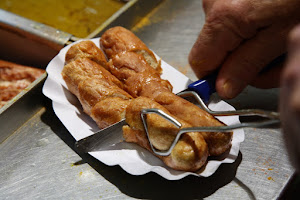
[188,45,207,79]
[289,24,300,43]
[188,61,207,79]
[188,50,202,70]
[216,78,245,99]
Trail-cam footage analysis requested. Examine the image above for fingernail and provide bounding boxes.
[222,79,242,99]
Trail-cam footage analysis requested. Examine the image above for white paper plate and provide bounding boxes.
[42,38,245,180]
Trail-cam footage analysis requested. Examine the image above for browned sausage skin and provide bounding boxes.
[100,26,162,73]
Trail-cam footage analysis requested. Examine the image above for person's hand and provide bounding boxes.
[189,0,300,99]
[280,25,300,172]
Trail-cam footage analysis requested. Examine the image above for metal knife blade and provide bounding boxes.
[75,119,127,153]
[75,74,217,153]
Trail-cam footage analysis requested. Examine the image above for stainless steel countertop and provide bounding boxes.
[0,0,295,199]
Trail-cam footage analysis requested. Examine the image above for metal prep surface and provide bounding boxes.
[0,0,296,199]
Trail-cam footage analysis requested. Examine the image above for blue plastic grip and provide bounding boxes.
[187,73,217,103]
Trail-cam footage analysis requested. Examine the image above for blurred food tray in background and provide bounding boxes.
[0,0,162,67]
[0,0,126,38]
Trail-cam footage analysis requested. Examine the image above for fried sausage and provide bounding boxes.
[100,26,162,73]
[65,40,108,69]
[91,97,131,129]
[151,91,232,156]
[62,57,123,98]
[108,49,232,156]
[62,48,132,128]
[124,97,208,172]
[77,77,132,116]
[107,51,172,97]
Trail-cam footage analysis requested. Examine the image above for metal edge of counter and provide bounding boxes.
[0,73,47,144]
[0,9,73,51]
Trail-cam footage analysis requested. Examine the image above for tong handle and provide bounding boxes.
[141,108,280,156]
[177,91,280,119]
[187,73,217,103]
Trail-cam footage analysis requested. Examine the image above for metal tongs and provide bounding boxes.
[140,91,280,156]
